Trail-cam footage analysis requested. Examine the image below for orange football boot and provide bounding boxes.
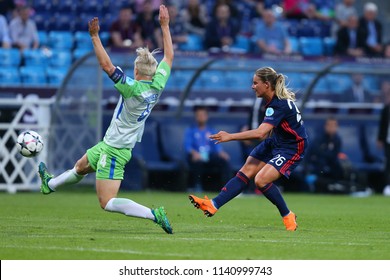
[189,195,218,217]
[283,211,298,231]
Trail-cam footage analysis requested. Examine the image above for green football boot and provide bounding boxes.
[152,206,173,234]
[38,162,54,195]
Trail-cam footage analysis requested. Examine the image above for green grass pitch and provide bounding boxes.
[1,189,389,260]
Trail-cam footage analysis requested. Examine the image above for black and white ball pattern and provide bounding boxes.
[16,130,44,158]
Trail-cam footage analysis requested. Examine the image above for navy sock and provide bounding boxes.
[260,183,290,217]
[212,171,249,209]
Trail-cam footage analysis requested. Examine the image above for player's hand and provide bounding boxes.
[210,131,232,144]
[159,5,170,27]
[88,17,100,37]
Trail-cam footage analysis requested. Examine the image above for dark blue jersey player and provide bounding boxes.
[251,93,307,178]
[189,67,308,231]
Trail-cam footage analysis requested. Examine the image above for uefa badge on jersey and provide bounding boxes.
[265,107,274,117]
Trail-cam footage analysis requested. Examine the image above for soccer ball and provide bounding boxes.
[16,130,44,158]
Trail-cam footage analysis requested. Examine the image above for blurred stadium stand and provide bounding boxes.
[1,0,389,192]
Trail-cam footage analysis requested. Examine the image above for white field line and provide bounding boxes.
[1,244,192,258]
[1,234,372,247]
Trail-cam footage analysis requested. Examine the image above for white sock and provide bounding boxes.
[104,198,155,220]
[48,167,84,190]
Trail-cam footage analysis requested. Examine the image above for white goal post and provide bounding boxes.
[0,96,52,193]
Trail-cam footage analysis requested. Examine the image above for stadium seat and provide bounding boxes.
[319,22,332,37]
[300,73,329,94]
[299,37,324,56]
[264,0,283,8]
[199,70,227,90]
[73,17,88,33]
[56,0,76,14]
[97,14,113,32]
[327,74,352,94]
[74,31,93,50]
[33,0,50,12]
[34,13,50,31]
[363,75,380,92]
[103,74,113,88]
[99,31,110,47]
[159,122,187,162]
[284,72,303,91]
[23,49,49,67]
[225,71,252,91]
[174,70,197,89]
[20,66,47,85]
[297,20,322,37]
[0,48,21,67]
[137,120,188,191]
[0,67,21,85]
[164,71,179,91]
[313,77,329,95]
[48,31,74,50]
[48,14,74,31]
[285,19,300,37]
[38,31,48,47]
[231,35,251,53]
[77,1,102,15]
[288,36,300,54]
[73,48,92,60]
[361,124,385,164]
[178,34,203,51]
[323,37,336,56]
[338,125,362,164]
[337,123,384,172]
[121,153,148,191]
[49,50,73,68]
[47,67,68,86]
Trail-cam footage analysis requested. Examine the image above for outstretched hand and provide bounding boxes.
[159,5,170,27]
[210,131,232,144]
[88,17,100,36]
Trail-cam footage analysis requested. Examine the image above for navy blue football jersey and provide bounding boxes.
[262,96,308,146]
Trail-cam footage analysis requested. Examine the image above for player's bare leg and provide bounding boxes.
[99,180,173,234]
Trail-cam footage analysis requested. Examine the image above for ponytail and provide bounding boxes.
[275,74,296,101]
[255,67,296,101]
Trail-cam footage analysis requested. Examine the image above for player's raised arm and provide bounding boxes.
[159,5,174,68]
[89,17,116,76]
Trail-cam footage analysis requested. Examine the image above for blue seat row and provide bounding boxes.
[0,48,89,68]
[165,68,380,95]
[0,66,68,86]
[37,31,109,50]
[0,57,381,95]
[180,33,336,56]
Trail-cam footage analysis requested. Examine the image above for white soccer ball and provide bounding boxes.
[16,130,44,158]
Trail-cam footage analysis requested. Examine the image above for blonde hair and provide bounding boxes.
[255,67,296,101]
[134,47,160,77]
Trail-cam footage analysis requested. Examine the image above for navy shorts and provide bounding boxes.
[249,138,307,178]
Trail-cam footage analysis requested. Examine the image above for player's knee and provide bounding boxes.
[74,163,83,174]
[254,175,269,189]
[74,159,88,175]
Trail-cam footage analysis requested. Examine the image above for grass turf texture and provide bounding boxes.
[1,190,389,260]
